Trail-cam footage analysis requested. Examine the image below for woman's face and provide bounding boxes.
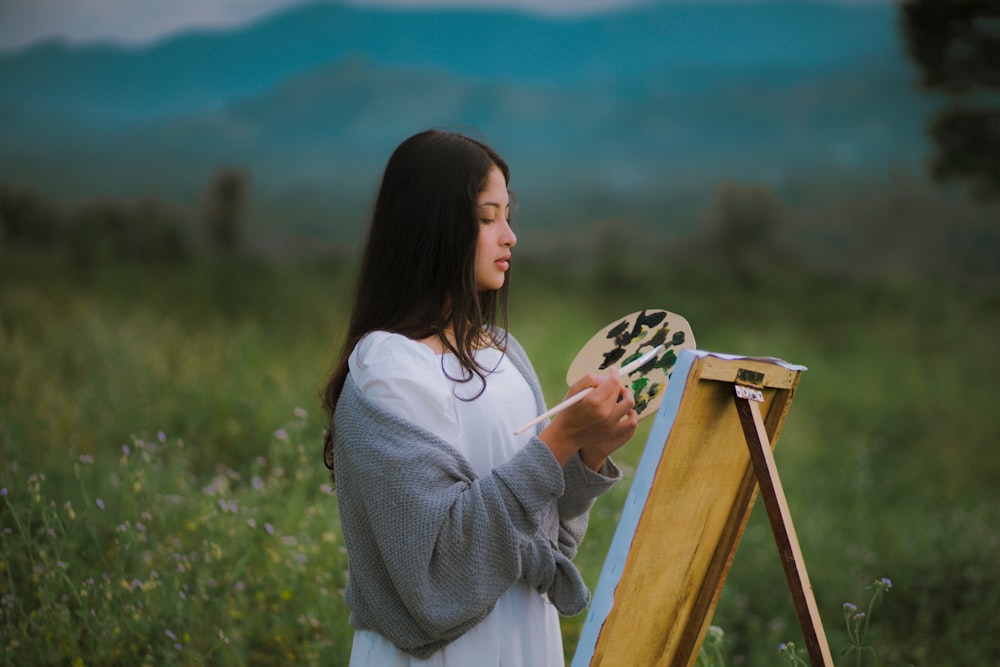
[474,165,516,292]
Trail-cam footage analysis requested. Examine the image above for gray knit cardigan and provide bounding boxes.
[333,333,621,658]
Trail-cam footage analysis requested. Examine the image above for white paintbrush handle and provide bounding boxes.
[513,387,593,436]
[513,344,664,435]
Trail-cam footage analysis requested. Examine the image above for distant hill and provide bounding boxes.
[0,1,901,118]
[0,0,937,240]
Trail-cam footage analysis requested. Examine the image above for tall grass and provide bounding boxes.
[2,251,998,665]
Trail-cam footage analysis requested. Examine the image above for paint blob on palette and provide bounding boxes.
[566,309,696,419]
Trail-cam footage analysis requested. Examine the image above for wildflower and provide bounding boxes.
[203,477,225,496]
[96,499,105,510]
[265,523,274,535]
[247,518,257,529]
[234,581,246,592]
[165,629,177,641]
[877,577,893,590]
[843,602,857,612]
[252,475,264,491]
[122,444,130,456]
[275,428,289,440]
[78,454,93,464]
[0,488,6,496]
[294,406,308,418]
[57,561,67,569]
[158,431,166,443]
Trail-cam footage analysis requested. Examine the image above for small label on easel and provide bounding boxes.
[735,384,764,402]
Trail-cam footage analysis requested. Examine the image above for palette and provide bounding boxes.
[566,309,696,419]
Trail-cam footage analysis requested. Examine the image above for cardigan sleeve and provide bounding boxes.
[555,453,622,559]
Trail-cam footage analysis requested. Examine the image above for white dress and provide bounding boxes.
[346,331,565,667]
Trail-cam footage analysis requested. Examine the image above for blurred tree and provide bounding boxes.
[899,0,1000,199]
[708,182,788,286]
[66,197,193,268]
[202,168,250,254]
[0,184,62,247]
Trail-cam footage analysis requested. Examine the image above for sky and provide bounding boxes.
[0,0,893,53]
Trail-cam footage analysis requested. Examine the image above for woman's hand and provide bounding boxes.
[538,368,638,470]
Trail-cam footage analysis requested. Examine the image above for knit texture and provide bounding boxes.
[333,333,621,658]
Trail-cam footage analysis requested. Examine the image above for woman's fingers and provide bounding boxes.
[541,369,640,467]
[573,369,635,428]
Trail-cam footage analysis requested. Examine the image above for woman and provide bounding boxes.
[322,129,637,666]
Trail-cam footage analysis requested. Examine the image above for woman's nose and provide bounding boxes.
[504,222,517,248]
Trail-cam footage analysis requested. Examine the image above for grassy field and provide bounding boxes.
[1,251,998,665]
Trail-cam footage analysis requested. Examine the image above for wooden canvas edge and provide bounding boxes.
[570,349,704,667]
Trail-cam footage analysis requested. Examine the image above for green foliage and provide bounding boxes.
[0,416,351,666]
[1,251,998,665]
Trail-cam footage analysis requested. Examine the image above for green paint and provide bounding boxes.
[621,350,643,366]
[654,349,677,371]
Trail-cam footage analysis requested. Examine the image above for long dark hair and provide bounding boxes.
[321,129,513,477]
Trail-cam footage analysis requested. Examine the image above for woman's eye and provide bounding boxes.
[481,218,495,224]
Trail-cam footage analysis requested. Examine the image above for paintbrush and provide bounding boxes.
[513,344,664,435]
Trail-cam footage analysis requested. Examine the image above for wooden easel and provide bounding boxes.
[572,350,833,667]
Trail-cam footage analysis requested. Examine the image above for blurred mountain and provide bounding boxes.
[0,0,936,238]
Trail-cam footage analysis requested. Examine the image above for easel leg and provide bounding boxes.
[734,394,834,667]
